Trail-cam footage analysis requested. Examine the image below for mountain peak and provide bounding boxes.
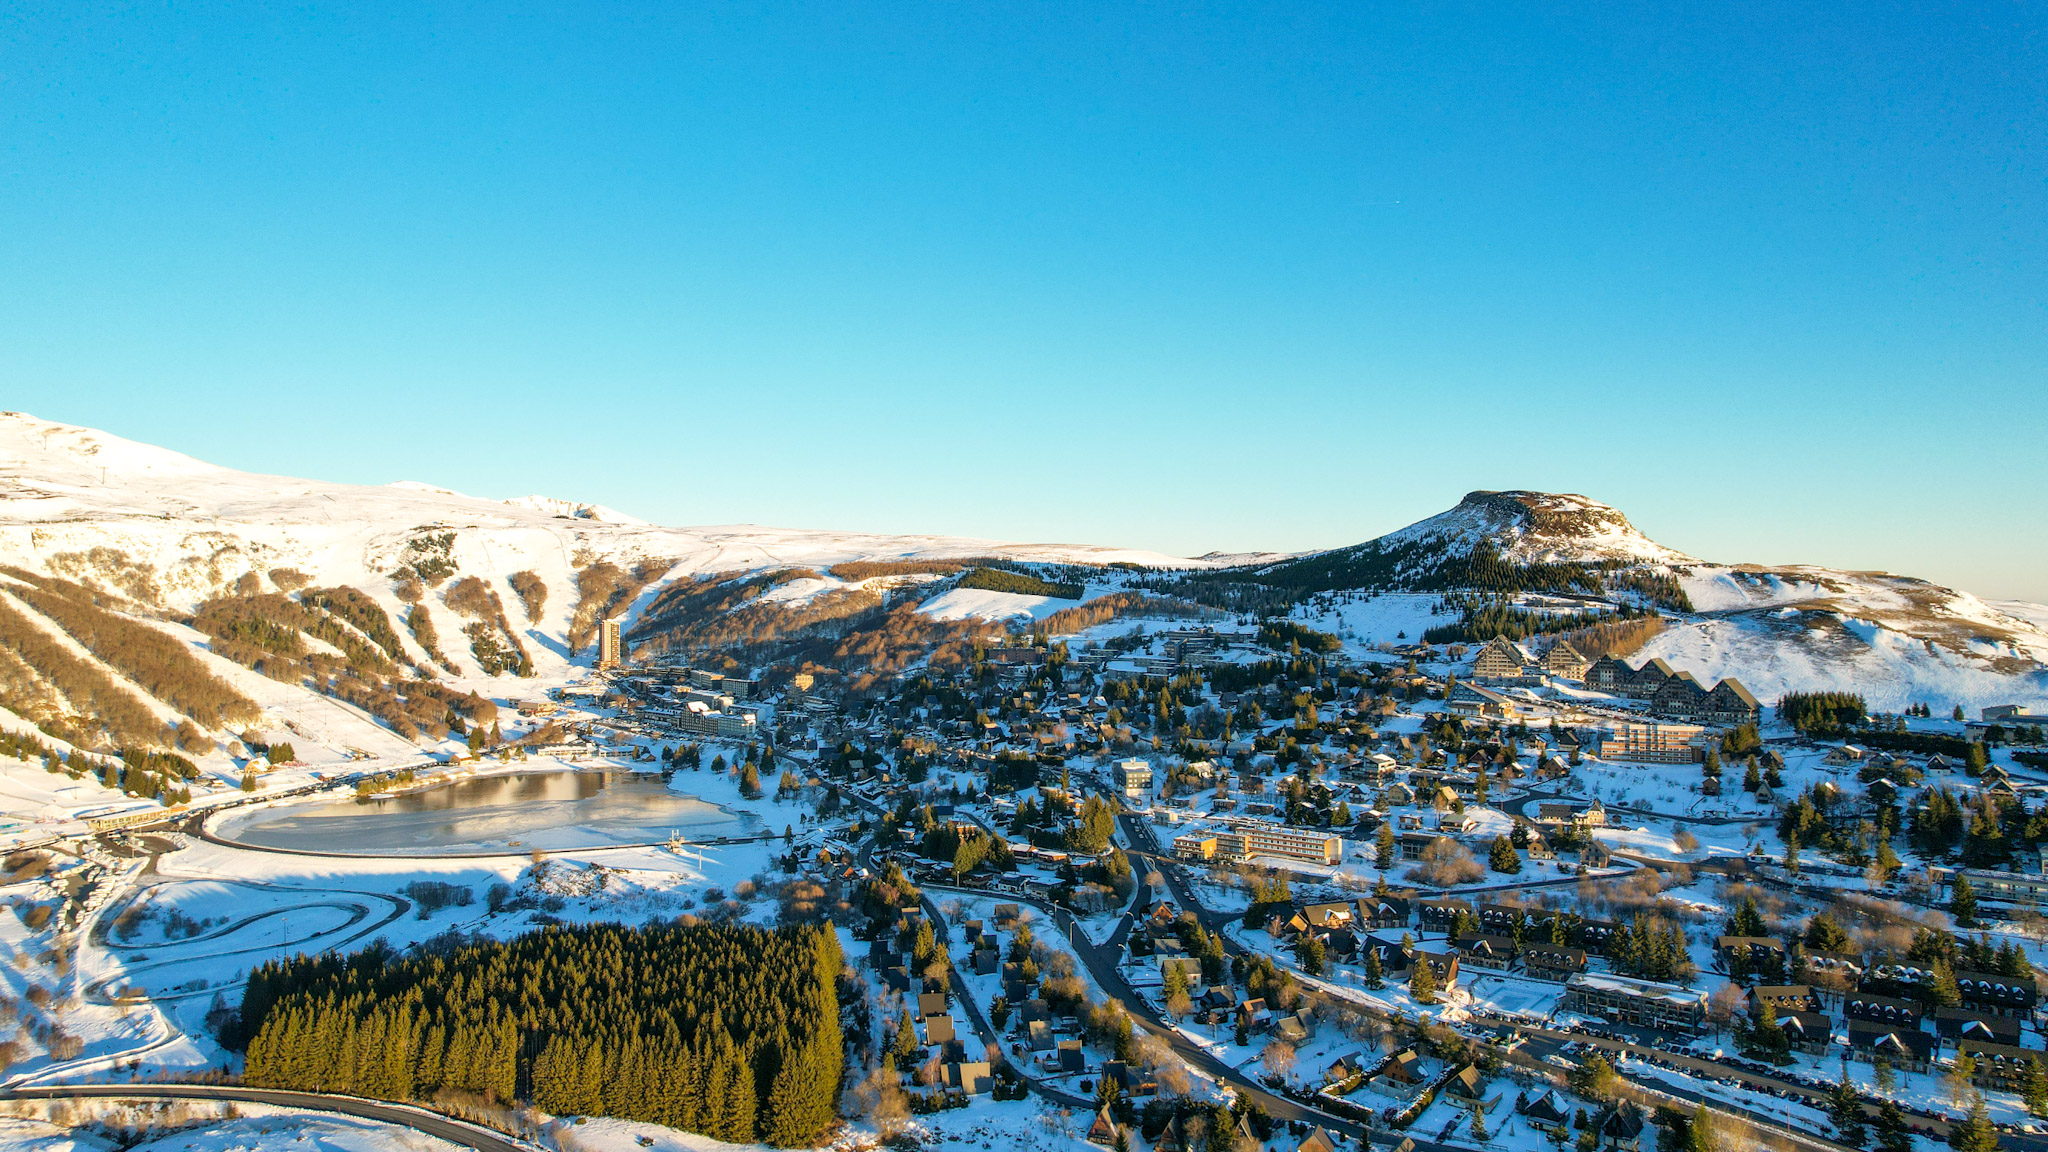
[1379,488,1694,565]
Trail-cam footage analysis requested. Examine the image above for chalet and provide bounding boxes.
[1368,1049,1430,1100]
[1274,1008,1318,1043]
[1237,997,1273,1032]
[922,1014,956,1047]
[1956,970,2039,1018]
[1847,1022,1935,1072]
[1325,1052,1370,1085]
[1357,894,1412,929]
[1441,1065,1496,1114]
[1517,1090,1574,1136]
[1717,936,1788,968]
[1298,1128,1339,1152]
[1748,985,1818,1015]
[918,990,949,1016]
[1543,641,1592,682]
[1088,1106,1123,1147]
[1775,1011,1834,1055]
[1844,992,1922,1028]
[1289,902,1356,933]
[1478,903,1526,935]
[1453,933,1518,971]
[1523,944,1589,982]
[1935,1008,2023,1047]
[1578,919,1620,956]
[947,1060,992,1094]
[1446,682,1523,720]
[1956,1040,2043,1093]
[1601,1103,1647,1152]
[1413,950,1461,992]
[1417,897,1474,932]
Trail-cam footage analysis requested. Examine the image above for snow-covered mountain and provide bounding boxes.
[0,412,2042,767]
[1230,491,2048,712]
[1377,489,1695,566]
[0,412,1206,766]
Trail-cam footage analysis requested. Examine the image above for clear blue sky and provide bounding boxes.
[4,4,2043,599]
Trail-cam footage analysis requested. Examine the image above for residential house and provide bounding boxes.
[1775,1012,1834,1055]
[1717,936,1789,969]
[1237,997,1273,1032]
[1325,1052,1369,1086]
[1843,992,1922,1028]
[1935,1008,2023,1048]
[1956,1040,2043,1093]
[1517,1090,1574,1136]
[1846,1022,1935,1072]
[1478,903,1527,935]
[1298,1129,1338,1152]
[947,1060,993,1095]
[1368,1049,1430,1100]
[1601,1104,1647,1152]
[1956,971,2039,1018]
[1087,1106,1123,1147]
[1748,985,1819,1016]
[1442,1065,1497,1114]
[1053,1039,1086,1074]
[1417,897,1474,933]
[1357,894,1412,929]
[1274,1008,1318,1044]
[1524,944,1589,982]
[1454,933,1518,972]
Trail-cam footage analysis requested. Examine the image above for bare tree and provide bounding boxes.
[1260,1038,1297,1083]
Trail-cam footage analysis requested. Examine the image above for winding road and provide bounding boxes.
[0,1084,533,1152]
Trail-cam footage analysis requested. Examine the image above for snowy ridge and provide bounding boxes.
[1373,489,1695,565]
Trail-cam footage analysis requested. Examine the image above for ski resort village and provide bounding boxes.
[4,415,2048,1152]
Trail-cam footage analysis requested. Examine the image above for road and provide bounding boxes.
[0,1084,533,1152]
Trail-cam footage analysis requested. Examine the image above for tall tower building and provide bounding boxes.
[597,617,623,669]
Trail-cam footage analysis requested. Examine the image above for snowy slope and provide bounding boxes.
[0,412,1214,768]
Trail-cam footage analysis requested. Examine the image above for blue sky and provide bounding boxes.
[4,4,2044,598]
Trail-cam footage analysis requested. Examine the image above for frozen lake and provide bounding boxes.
[215,770,753,856]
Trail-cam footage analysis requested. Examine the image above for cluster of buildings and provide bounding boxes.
[1170,821,1345,868]
[602,665,766,739]
[1462,638,1761,730]
[1702,941,2044,1083]
[1583,655,1761,727]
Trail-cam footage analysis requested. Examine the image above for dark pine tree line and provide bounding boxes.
[238,922,844,1146]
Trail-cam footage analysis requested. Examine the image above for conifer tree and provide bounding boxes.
[1409,955,1439,1004]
